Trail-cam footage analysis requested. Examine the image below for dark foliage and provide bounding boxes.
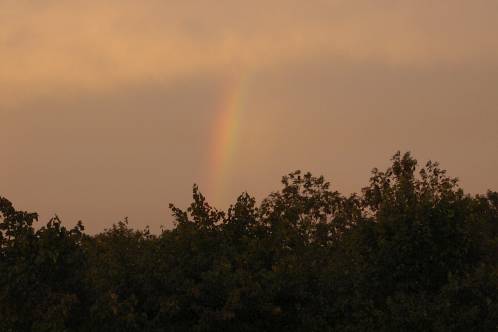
[1,153,497,331]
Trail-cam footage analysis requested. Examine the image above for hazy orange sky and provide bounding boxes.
[2,1,498,232]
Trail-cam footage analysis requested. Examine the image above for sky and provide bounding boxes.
[2,1,498,233]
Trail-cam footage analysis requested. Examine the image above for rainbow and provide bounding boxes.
[206,74,249,204]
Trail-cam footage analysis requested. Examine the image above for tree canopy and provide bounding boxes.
[1,152,497,331]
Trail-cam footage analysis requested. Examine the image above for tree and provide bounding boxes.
[0,198,86,331]
[0,152,496,331]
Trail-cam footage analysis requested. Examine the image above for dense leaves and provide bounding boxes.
[1,153,497,331]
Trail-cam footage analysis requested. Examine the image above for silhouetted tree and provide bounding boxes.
[1,152,496,331]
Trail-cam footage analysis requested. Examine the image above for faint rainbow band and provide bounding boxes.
[206,73,250,204]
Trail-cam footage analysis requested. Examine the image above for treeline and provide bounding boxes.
[1,152,497,331]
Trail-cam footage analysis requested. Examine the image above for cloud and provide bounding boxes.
[2,0,498,107]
